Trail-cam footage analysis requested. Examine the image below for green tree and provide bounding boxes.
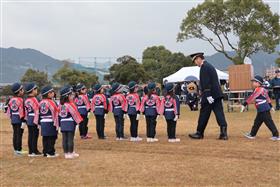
[0,85,13,96]
[21,69,51,88]
[108,55,151,84]
[178,0,280,64]
[53,63,98,88]
[142,46,192,83]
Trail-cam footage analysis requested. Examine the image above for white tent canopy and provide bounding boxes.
[163,66,229,83]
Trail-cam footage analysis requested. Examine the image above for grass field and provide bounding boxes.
[0,104,279,187]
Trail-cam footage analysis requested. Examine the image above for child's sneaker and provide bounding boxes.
[152,138,159,142]
[14,150,27,155]
[243,132,256,140]
[168,139,175,143]
[29,152,43,157]
[119,137,127,141]
[175,138,180,142]
[147,138,152,142]
[14,150,24,156]
[72,152,79,158]
[130,137,136,142]
[65,153,74,159]
[136,137,143,141]
[47,153,59,158]
[28,153,37,157]
[270,136,280,141]
[116,138,120,141]
[85,134,92,139]
[22,150,28,154]
[81,135,92,140]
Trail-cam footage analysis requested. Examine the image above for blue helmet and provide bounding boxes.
[11,82,23,94]
[25,82,37,94]
[41,85,54,96]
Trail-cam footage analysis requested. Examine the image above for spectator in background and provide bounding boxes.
[263,76,270,90]
[186,81,199,111]
[223,80,230,92]
[175,83,181,96]
[270,69,280,110]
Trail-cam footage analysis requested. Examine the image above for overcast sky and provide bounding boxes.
[1,0,279,61]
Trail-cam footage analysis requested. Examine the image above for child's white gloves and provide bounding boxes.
[21,123,26,129]
[136,114,140,121]
[174,115,179,121]
[240,105,246,113]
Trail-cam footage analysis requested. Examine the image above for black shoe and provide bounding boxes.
[219,134,228,140]
[189,132,204,139]
[219,126,228,140]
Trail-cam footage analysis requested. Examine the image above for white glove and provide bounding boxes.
[21,123,26,129]
[271,107,275,113]
[240,105,246,113]
[104,114,107,119]
[174,115,179,121]
[136,114,140,121]
[207,96,214,104]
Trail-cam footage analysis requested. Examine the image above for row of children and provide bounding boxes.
[6,81,180,159]
[7,83,82,159]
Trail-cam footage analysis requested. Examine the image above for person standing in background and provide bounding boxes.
[270,69,280,110]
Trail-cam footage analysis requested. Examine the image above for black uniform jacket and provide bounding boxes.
[199,61,223,104]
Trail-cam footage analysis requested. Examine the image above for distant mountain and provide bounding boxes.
[0,47,108,83]
[1,46,279,84]
[205,46,279,75]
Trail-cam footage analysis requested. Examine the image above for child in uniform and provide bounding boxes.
[91,83,108,139]
[74,83,91,139]
[140,82,161,142]
[59,86,83,159]
[126,81,142,142]
[109,82,127,140]
[241,76,280,141]
[24,83,42,156]
[160,83,180,142]
[7,83,27,155]
[39,86,59,157]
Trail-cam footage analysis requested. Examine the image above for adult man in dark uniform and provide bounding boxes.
[188,52,228,140]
